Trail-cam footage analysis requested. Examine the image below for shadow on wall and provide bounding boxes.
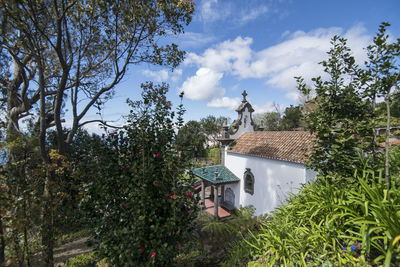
[228,152,310,216]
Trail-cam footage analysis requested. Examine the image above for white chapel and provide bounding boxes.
[192,90,317,218]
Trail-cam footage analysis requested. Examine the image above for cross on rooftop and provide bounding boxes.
[242,90,247,101]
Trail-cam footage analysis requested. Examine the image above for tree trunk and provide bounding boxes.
[385,93,390,184]
[0,215,5,264]
[38,61,54,267]
[371,96,377,166]
[41,190,54,267]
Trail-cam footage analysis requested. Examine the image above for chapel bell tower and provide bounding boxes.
[219,90,255,165]
[229,90,254,139]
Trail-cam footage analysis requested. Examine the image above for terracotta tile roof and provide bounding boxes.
[379,139,400,148]
[228,131,313,164]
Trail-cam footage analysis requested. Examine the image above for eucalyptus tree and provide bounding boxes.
[0,0,194,265]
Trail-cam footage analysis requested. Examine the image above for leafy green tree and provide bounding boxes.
[82,83,198,266]
[0,1,194,265]
[280,105,302,131]
[256,112,281,131]
[297,36,368,179]
[200,115,228,144]
[391,91,400,118]
[298,23,399,181]
[363,22,400,183]
[0,0,194,151]
[176,120,206,159]
[0,134,43,266]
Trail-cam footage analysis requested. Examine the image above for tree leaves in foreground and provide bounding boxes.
[0,1,194,265]
[297,22,399,181]
[239,169,400,266]
[81,83,199,266]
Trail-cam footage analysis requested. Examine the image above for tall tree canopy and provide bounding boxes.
[253,112,281,131]
[0,0,194,153]
[0,1,194,265]
[200,115,228,144]
[176,120,206,159]
[298,23,399,182]
[280,105,302,131]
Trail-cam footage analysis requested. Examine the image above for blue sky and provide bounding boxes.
[76,0,400,132]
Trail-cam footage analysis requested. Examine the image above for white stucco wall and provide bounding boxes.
[224,151,317,216]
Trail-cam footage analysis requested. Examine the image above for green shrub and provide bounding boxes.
[244,170,400,266]
[64,252,97,267]
[207,148,221,164]
[81,83,199,266]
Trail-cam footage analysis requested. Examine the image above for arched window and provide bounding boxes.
[225,188,235,206]
[244,168,254,195]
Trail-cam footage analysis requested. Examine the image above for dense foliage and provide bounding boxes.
[253,106,304,131]
[81,83,199,266]
[176,120,206,159]
[200,115,229,143]
[175,207,266,266]
[0,1,194,264]
[235,167,400,266]
[298,23,399,180]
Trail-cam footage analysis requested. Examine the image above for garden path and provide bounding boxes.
[53,236,92,267]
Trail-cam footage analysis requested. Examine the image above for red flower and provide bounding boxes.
[124,203,128,209]
[177,243,182,249]
[151,252,156,258]
[188,192,193,198]
[140,246,145,253]
[162,237,166,243]
[156,152,161,159]
[167,193,174,199]
[123,166,129,171]
[109,132,115,136]
[153,180,159,186]
[102,133,105,138]
[184,209,189,215]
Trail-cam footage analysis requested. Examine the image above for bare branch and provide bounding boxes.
[78,119,123,129]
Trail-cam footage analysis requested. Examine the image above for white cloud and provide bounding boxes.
[183,24,372,103]
[179,68,224,100]
[198,0,231,23]
[253,102,282,114]
[142,69,169,82]
[176,32,216,48]
[141,68,183,83]
[238,5,269,25]
[197,1,271,27]
[185,36,253,74]
[207,97,241,110]
[343,23,371,65]
[171,69,183,82]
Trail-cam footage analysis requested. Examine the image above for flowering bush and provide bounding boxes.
[81,83,199,266]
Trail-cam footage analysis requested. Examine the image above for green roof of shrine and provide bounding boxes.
[191,165,240,185]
